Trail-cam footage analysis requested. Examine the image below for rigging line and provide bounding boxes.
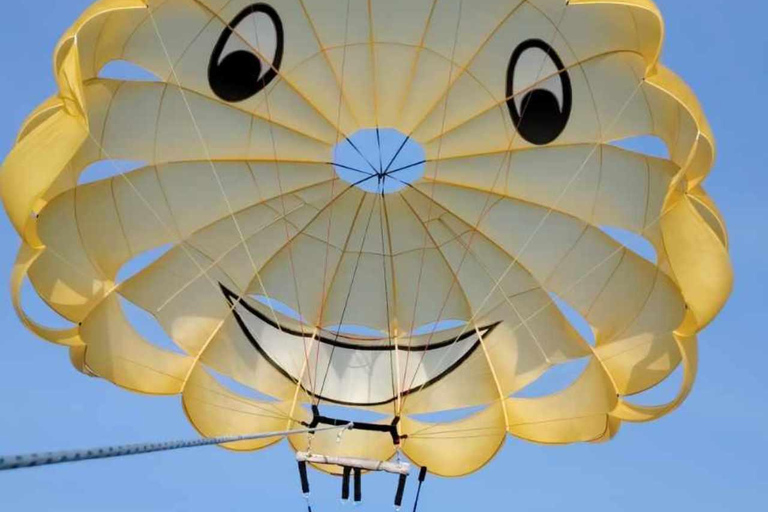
[422,49,648,145]
[192,377,296,423]
[404,2,569,317]
[33,242,104,285]
[384,160,428,177]
[394,193,478,389]
[193,386,294,421]
[345,136,380,175]
[396,0,572,326]
[196,385,301,424]
[0,424,349,473]
[143,32,642,150]
[395,192,510,426]
[308,0,355,412]
[245,10,319,398]
[154,181,335,314]
[167,173,372,429]
[382,134,411,174]
[182,397,290,422]
[379,192,402,415]
[480,382,511,432]
[401,0,527,139]
[416,174,607,222]
[401,84,646,402]
[146,9,374,408]
[409,432,505,441]
[397,0,464,417]
[404,180,627,328]
[148,9,298,390]
[378,197,395,402]
[315,193,380,405]
[297,0,362,129]
[411,466,428,512]
[123,80,333,147]
[144,9,289,330]
[308,194,368,403]
[308,0,379,177]
[402,188,552,362]
[192,172,373,407]
[381,193,405,418]
[394,0,438,127]
[411,412,615,438]
[447,213,557,359]
[368,0,380,127]
[331,162,374,176]
[510,229,657,349]
[407,423,504,438]
[84,133,223,296]
[108,355,298,424]
[148,10,273,317]
[156,194,314,314]
[398,178,672,391]
[399,7,576,405]
[376,128,384,174]
[76,130,284,390]
[71,136,133,279]
[287,347,317,435]
[330,0,354,144]
[166,175,367,326]
[188,0,350,139]
[584,252,655,339]
[108,353,300,423]
[178,177,378,427]
[399,2,557,410]
[312,196,379,404]
[398,140,631,163]
[402,0,530,139]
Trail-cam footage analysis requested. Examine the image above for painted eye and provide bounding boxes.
[208,3,284,103]
[506,39,572,146]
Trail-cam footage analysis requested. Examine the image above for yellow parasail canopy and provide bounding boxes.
[0,0,732,477]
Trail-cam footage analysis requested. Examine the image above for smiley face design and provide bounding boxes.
[2,0,732,476]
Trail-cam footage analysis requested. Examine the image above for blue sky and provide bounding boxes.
[0,1,766,510]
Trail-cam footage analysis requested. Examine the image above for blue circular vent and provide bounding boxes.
[333,128,426,194]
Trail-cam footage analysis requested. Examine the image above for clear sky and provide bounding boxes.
[0,1,766,510]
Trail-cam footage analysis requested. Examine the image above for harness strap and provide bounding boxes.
[341,466,352,501]
[297,460,310,496]
[395,474,408,509]
[354,467,363,503]
[305,405,402,445]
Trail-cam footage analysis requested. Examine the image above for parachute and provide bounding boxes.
[0,0,732,481]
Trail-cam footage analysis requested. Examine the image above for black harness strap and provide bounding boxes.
[297,460,312,512]
[354,467,363,503]
[305,405,402,445]
[395,473,408,509]
[297,460,310,495]
[341,466,352,501]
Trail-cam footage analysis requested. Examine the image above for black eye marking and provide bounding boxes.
[506,39,572,146]
[208,3,284,103]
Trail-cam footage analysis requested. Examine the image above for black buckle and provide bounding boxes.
[304,405,402,445]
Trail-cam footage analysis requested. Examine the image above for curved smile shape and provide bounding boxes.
[221,285,498,407]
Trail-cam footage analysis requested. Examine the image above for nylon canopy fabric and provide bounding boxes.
[0,0,732,477]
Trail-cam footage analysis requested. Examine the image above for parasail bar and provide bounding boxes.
[295,452,411,476]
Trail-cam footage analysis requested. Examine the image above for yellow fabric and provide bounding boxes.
[0,0,732,477]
